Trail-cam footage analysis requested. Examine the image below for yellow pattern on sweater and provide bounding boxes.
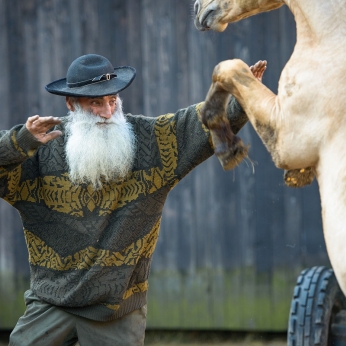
[25,217,161,271]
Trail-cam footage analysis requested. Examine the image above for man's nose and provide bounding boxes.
[98,104,113,119]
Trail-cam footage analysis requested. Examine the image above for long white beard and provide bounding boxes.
[65,98,136,189]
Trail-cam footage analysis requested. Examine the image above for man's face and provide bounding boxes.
[66,95,118,120]
[64,95,136,189]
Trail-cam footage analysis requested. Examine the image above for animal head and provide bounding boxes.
[194,0,284,31]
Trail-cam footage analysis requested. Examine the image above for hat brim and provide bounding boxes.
[45,66,136,97]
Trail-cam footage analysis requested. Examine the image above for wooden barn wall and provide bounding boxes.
[0,0,328,331]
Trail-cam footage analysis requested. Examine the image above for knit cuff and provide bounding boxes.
[16,126,43,154]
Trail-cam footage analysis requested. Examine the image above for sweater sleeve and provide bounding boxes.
[0,124,43,198]
[0,124,43,166]
[153,96,248,185]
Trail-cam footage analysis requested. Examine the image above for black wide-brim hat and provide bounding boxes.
[45,54,136,97]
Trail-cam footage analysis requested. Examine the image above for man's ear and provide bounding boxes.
[66,97,75,111]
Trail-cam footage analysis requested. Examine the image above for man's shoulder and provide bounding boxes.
[125,113,157,125]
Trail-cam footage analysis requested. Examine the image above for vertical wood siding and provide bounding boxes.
[0,0,328,330]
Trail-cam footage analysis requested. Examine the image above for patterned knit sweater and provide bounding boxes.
[0,98,246,322]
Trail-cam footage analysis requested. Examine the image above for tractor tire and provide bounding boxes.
[288,266,346,346]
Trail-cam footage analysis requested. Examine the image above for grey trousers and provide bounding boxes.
[9,290,147,346]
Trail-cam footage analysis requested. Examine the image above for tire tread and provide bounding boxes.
[288,266,345,346]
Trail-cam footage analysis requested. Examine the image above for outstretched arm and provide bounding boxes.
[201,59,268,170]
[153,60,268,181]
[0,115,62,200]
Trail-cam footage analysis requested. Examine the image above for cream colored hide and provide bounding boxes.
[194,0,346,297]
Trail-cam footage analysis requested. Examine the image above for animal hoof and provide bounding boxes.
[284,167,315,188]
[215,136,249,171]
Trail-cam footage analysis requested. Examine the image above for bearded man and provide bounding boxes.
[1,54,266,346]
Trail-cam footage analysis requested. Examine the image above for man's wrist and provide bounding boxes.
[16,125,43,153]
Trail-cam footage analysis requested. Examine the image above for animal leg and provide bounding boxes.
[207,59,286,165]
[200,82,248,170]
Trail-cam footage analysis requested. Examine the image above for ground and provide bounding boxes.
[0,330,287,345]
[144,331,287,345]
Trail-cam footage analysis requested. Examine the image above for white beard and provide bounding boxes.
[64,97,136,189]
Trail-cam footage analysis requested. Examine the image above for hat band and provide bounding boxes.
[67,73,117,88]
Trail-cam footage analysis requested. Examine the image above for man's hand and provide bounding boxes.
[26,115,62,144]
[250,60,267,82]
